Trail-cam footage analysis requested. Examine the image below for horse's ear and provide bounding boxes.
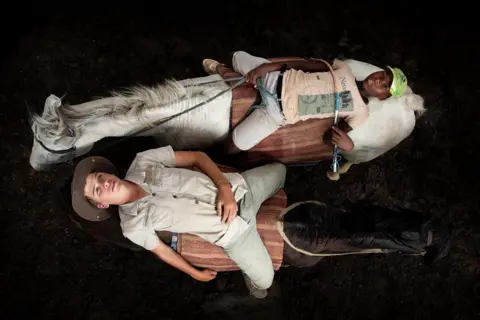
[42,95,63,117]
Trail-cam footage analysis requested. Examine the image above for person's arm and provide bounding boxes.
[338,119,353,133]
[245,59,335,85]
[265,60,333,73]
[323,120,354,151]
[331,127,354,151]
[151,240,217,282]
[173,151,238,223]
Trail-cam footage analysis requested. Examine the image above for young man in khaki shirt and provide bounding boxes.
[71,145,286,299]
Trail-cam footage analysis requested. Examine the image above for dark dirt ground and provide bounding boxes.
[1,2,479,319]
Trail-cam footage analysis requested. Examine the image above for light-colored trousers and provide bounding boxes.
[223,162,286,290]
[231,51,287,151]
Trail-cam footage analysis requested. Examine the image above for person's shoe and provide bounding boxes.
[202,58,223,74]
[243,274,268,299]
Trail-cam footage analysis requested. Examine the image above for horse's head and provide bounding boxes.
[29,95,78,171]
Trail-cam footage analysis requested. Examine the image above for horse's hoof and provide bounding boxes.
[339,162,353,174]
[326,171,340,181]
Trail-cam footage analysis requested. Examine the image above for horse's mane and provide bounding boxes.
[31,78,204,139]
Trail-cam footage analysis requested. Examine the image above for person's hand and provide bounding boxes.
[332,126,354,151]
[245,65,268,87]
[194,269,217,282]
[216,183,238,224]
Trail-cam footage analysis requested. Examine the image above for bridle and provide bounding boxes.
[33,124,77,165]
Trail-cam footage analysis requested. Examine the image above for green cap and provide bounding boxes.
[387,66,408,97]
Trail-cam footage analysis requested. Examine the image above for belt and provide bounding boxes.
[276,74,283,112]
[170,232,178,250]
[276,65,287,112]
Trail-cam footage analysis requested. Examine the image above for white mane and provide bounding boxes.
[30,78,206,139]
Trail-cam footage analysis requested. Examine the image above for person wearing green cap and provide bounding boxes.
[202,51,408,155]
[386,66,409,98]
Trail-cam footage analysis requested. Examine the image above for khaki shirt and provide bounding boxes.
[119,146,250,251]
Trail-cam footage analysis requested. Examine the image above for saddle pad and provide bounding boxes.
[220,60,337,165]
[176,164,287,271]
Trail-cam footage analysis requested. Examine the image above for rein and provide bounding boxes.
[85,76,246,153]
[308,58,343,173]
[35,136,76,155]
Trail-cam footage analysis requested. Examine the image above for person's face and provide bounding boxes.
[84,172,130,208]
[362,70,393,100]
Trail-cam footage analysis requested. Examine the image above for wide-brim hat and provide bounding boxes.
[71,156,119,222]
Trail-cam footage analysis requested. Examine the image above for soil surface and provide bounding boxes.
[1,3,479,319]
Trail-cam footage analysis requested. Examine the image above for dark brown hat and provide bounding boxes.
[71,156,119,222]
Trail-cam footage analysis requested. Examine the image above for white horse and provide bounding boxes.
[28,59,426,172]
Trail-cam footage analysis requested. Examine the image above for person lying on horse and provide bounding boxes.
[202,51,408,160]
[71,145,287,299]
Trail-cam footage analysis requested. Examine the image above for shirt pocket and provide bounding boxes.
[145,164,182,189]
[141,203,173,230]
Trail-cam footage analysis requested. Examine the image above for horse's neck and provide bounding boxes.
[72,93,204,139]
[71,89,231,155]
[344,102,416,163]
